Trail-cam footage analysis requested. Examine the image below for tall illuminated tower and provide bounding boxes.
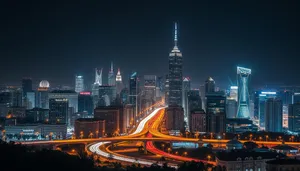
[168,22,183,106]
[94,68,102,86]
[108,62,115,86]
[116,68,123,95]
[182,77,191,127]
[75,75,84,93]
[236,66,251,118]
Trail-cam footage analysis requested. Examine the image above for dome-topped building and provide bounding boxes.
[226,139,243,150]
[39,80,50,88]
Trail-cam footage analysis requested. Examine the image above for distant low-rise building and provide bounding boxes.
[94,106,123,135]
[216,150,283,171]
[74,118,105,138]
[266,159,300,171]
[189,109,206,133]
[164,105,184,132]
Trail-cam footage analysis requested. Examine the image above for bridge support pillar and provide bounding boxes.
[143,141,147,154]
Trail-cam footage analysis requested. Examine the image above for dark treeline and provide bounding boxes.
[0,140,224,171]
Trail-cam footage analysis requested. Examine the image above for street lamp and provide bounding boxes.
[183,151,188,157]
[167,148,171,153]
[161,144,165,151]
[207,155,211,161]
[80,131,84,139]
[265,135,269,141]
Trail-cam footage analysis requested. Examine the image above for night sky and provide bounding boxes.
[0,1,299,88]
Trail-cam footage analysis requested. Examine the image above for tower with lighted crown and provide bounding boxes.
[167,22,183,106]
[108,62,115,86]
[116,68,123,95]
[236,66,251,118]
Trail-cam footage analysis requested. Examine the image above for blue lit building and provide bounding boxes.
[236,67,251,118]
[257,91,277,128]
[265,98,283,132]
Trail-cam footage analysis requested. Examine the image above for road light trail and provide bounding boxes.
[88,106,178,167]
[146,108,216,165]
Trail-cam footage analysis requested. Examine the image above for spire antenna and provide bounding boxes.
[174,22,178,47]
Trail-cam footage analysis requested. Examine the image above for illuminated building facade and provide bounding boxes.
[144,75,156,103]
[25,92,35,109]
[78,91,93,115]
[49,90,78,112]
[108,62,115,86]
[75,75,84,93]
[49,98,69,124]
[22,78,32,98]
[288,103,300,133]
[92,68,102,96]
[182,77,191,127]
[165,105,184,132]
[257,91,277,128]
[230,86,238,101]
[129,72,138,104]
[265,98,283,132]
[226,98,237,118]
[168,22,183,106]
[115,68,123,95]
[236,66,251,118]
[206,92,226,133]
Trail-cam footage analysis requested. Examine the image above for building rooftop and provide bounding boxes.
[266,159,300,165]
[216,150,283,161]
[271,145,298,151]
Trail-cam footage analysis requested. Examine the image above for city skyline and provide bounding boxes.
[1,2,299,88]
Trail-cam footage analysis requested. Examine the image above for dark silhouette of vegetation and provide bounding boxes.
[243,141,259,150]
[0,140,218,171]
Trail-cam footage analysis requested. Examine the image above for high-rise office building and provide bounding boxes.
[288,103,300,133]
[205,77,215,94]
[226,98,237,118]
[120,88,129,105]
[25,108,49,123]
[257,91,277,128]
[168,22,182,106]
[94,106,124,134]
[206,92,226,133]
[36,80,50,109]
[279,90,293,105]
[92,68,102,96]
[293,93,300,104]
[156,76,164,98]
[49,90,78,112]
[237,66,251,118]
[144,75,156,103]
[98,85,117,106]
[116,68,123,95]
[123,104,135,132]
[75,75,84,93]
[78,91,94,115]
[165,105,184,132]
[26,92,35,109]
[230,86,238,101]
[49,98,69,124]
[187,89,202,130]
[182,77,191,126]
[265,98,283,132]
[165,74,169,105]
[108,62,115,86]
[22,78,32,98]
[129,72,138,104]
[190,109,206,133]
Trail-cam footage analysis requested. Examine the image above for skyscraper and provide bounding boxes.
[182,77,191,121]
[237,66,251,118]
[49,90,78,112]
[22,78,32,97]
[98,85,117,106]
[36,80,50,109]
[230,86,238,101]
[257,91,277,128]
[49,98,69,124]
[288,103,300,133]
[108,62,115,86]
[168,22,183,106]
[144,75,156,102]
[265,98,283,132]
[78,91,94,115]
[75,75,84,93]
[116,68,123,95]
[205,77,215,94]
[206,92,226,133]
[129,72,138,105]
